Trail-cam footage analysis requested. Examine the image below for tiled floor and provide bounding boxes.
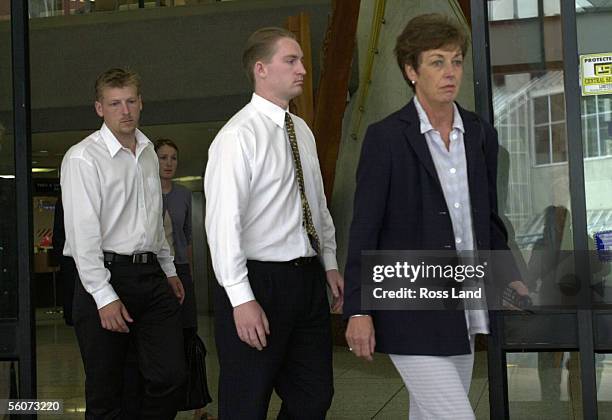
[33,309,606,419]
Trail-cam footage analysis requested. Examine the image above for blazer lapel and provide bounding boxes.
[400,100,442,188]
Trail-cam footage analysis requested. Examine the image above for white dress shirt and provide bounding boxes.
[414,96,490,336]
[204,93,338,307]
[61,123,176,309]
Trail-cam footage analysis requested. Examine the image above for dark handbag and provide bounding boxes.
[180,333,213,411]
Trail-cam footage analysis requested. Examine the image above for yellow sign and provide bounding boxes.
[581,53,612,96]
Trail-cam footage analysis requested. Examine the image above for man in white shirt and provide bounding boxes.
[61,68,186,419]
[204,27,344,419]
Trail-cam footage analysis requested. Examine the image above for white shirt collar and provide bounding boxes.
[250,93,289,129]
[413,95,465,135]
[100,123,151,157]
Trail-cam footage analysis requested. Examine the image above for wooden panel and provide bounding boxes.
[457,0,471,27]
[286,12,314,128]
[313,0,360,201]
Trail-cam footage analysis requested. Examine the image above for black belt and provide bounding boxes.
[103,252,157,264]
[287,256,317,266]
[251,256,317,267]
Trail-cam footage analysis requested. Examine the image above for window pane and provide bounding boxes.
[508,352,580,419]
[544,0,561,16]
[551,122,567,163]
[598,96,611,114]
[535,126,551,165]
[534,96,550,125]
[517,0,538,18]
[551,93,566,122]
[599,112,612,136]
[600,124,611,154]
[585,115,599,158]
[586,96,598,115]
[489,0,515,21]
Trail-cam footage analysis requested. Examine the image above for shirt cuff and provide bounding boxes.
[91,283,120,309]
[321,252,338,272]
[159,258,178,278]
[225,281,255,307]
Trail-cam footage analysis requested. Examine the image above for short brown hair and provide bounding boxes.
[95,68,141,101]
[394,14,468,90]
[154,138,179,155]
[242,27,296,87]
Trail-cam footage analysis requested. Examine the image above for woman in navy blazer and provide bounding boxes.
[343,14,527,419]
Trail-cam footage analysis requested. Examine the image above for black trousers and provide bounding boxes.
[73,260,186,420]
[59,255,77,326]
[214,258,333,420]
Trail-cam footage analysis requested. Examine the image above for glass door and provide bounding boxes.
[473,0,612,418]
[573,1,612,418]
[486,1,579,418]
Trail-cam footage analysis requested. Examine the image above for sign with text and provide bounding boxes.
[581,53,612,96]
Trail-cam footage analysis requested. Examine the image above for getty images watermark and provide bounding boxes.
[360,250,606,311]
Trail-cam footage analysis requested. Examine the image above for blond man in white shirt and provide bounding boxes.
[61,68,185,420]
[205,27,343,419]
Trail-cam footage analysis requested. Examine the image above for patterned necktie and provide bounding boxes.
[285,112,321,254]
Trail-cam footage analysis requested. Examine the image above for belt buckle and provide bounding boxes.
[132,253,147,264]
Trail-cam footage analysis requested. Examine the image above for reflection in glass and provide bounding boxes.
[574,0,612,414]
[488,0,538,20]
[534,96,549,125]
[551,123,567,163]
[551,93,566,122]
[535,126,551,165]
[596,354,612,417]
[489,1,578,414]
[508,352,583,419]
[543,0,561,17]
[575,2,612,307]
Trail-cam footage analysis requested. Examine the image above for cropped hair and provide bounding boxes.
[95,68,141,101]
[242,27,296,87]
[394,14,468,90]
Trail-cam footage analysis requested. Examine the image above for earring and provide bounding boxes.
[411,80,416,85]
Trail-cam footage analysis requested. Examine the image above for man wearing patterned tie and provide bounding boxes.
[204,27,344,420]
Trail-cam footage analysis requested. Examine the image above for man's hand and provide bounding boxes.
[326,269,344,313]
[233,300,270,351]
[509,280,529,296]
[503,280,531,311]
[167,276,185,304]
[98,300,133,333]
[345,315,376,361]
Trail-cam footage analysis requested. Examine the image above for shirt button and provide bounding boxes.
[451,133,458,140]
[454,202,461,208]
[456,238,462,244]
[450,168,457,174]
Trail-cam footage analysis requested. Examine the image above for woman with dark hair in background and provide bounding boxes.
[155,138,214,420]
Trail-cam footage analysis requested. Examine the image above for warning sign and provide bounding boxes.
[581,53,612,96]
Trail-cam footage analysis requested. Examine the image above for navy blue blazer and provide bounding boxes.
[343,99,514,356]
